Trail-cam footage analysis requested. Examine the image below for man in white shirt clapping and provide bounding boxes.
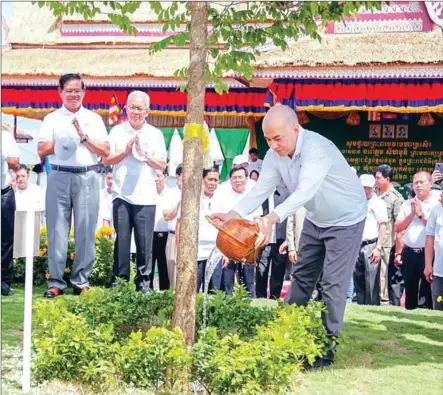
[353,174,388,306]
[38,73,110,298]
[395,171,439,310]
[103,91,167,295]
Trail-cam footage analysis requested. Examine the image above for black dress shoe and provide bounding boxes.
[304,348,336,371]
[73,286,90,296]
[304,356,335,371]
[43,287,64,299]
[1,282,13,296]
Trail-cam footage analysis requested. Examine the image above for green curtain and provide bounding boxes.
[159,128,178,149]
[254,118,268,160]
[178,128,184,140]
[215,128,249,181]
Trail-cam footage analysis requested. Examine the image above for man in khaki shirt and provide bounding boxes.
[375,164,404,304]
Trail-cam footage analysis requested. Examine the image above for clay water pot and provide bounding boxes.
[206,216,261,264]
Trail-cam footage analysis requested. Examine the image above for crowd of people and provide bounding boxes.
[1,73,442,369]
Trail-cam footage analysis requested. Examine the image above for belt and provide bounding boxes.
[169,231,176,235]
[405,245,424,254]
[361,238,377,247]
[1,186,12,195]
[155,232,167,238]
[51,164,98,174]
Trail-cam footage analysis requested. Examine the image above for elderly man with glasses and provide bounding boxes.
[38,73,110,298]
[103,91,167,294]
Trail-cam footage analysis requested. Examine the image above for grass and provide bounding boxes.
[2,284,443,394]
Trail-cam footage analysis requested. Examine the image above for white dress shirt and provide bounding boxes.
[235,127,367,227]
[15,184,45,212]
[154,187,170,232]
[162,186,181,232]
[2,131,19,190]
[248,159,263,174]
[398,194,440,248]
[109,122,167,206]
[426,204,443,277]
[218,177,255,195]
[97,188,113,230]
[362,195,388,241]
[38,105,109,167]
[177,192,219,261]
[214,184,262,221]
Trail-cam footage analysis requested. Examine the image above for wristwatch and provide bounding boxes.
[80,134,89,144]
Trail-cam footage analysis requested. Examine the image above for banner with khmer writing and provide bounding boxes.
[255,113,443,184]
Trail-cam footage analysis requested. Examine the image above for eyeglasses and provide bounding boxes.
[127,106,148,113]
[63,90,84,95]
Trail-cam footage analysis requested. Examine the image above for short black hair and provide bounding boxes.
[176,164,183,176]
[404,184,416,198]
[375,164,394,181]
[249,170,260,178]
[249,148,258,155]
[230,166,248,178]
[203,166,219,178]
[59,73,85,90]
[17,164,29,174]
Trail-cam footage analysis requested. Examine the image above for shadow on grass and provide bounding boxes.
[335,312,443,370]
[364,308,443,326]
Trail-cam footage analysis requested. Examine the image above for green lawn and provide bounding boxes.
[2,285,443,394]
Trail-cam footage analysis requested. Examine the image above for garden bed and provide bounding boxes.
[31,284,328,394]
[2,285,443,395]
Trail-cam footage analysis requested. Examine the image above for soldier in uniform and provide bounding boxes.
[375,164,404,305]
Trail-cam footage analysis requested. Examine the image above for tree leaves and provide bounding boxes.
[34,1,382,93]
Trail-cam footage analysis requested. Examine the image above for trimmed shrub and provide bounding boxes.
[33,286,328,394]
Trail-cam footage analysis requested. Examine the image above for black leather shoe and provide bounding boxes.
[43,287,64,299]
[73,286,89,296]
[1,282,13,296]
[304,348,336,371]
[304,356,334,371]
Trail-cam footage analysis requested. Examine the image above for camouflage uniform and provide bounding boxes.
[376,187,404,303]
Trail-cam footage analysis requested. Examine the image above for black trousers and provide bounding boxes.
[256,239,288,299]
[150,232,169,290]
[388,248,404,306]
[1,187,15,285]
[112,198,156,290]
[402,246,432,310]
[222,261,255,297]
[197,259,223,292]
[353,241,380,306]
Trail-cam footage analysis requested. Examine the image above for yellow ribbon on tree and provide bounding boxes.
[183,122,210,154]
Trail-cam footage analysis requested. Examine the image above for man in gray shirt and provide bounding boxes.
[212,105,367,369]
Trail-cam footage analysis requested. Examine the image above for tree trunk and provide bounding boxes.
[171,2,208,347]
